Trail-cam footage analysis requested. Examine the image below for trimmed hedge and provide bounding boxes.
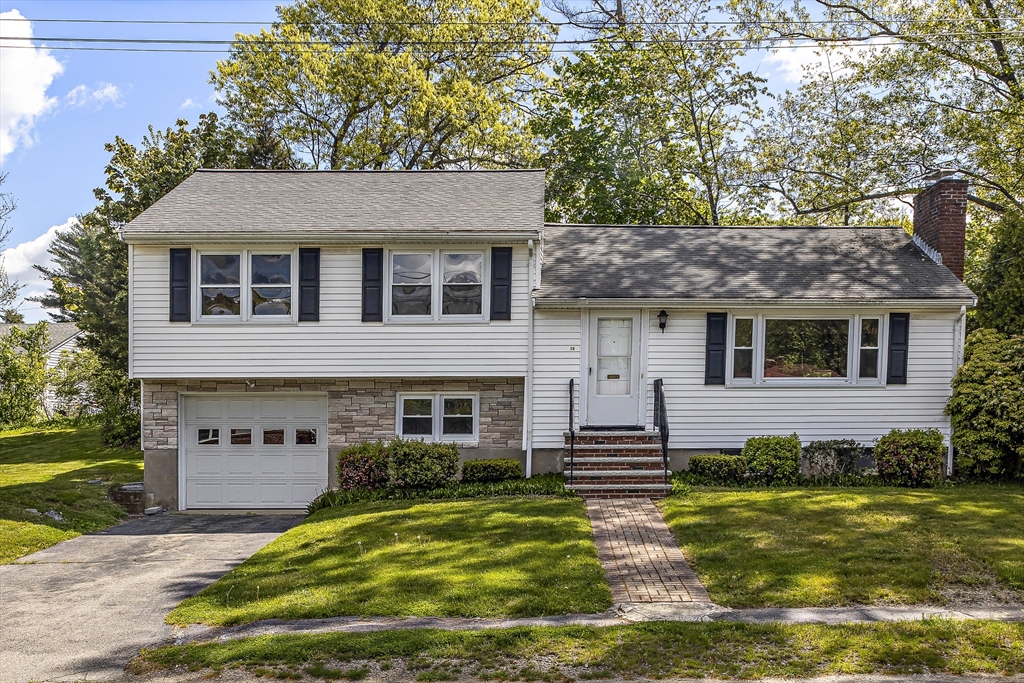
[874,428,946,487]
[307,473,571,514]
[337,440,390,491]
[687,454,747,485]
[803,439,865,483]
[389,438,460,489]
[742,434,802,486]
[462,458,523,483]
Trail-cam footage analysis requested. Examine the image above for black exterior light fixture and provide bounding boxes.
[657,310,669,332]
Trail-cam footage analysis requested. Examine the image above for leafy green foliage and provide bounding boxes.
[948,329,1024,480]
[167,498,611,625]
[461,458,522,484]
[388,438,459,490]
[337,441,391,490]
[803,439,866,483]
[975,213,1024,335]
[213,0,553,170]
[307,473,570,513]
[0,322,48,427]
[0,174,20,314]
[741,434,802,485]
[48,348,100,420]
[874,429,946,488]
[686,454,747,485]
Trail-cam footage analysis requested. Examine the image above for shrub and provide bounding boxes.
[687,454,747,485]
[389,437,459,489]
[337,440,390,490]
[306,473,570,514]
[742,434,802,485]
[947,329,1024,480]
[803,439,866,482]
[462,458,523,483]
[874,428,946,487]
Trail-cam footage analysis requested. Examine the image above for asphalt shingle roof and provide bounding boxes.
[538,225,975,301]
[0,322,82,350]
[121,169,545,237]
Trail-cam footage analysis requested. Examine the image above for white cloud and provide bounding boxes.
[1,217,75,320]
[0,9,64,162]
[65,81,122,108]
[180,98,201,109]
[764,39,895,86]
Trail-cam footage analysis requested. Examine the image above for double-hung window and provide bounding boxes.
[389,250,486,321]
[396,393,478,442]
[728,313,884,385]
[197,250,294,321]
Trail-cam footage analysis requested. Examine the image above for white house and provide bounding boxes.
[0,321,83,415]
[122,170,975,509]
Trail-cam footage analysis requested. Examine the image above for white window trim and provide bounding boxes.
[385,248,490,323]
[194,247,298,323]
[396,392,479,443]
[726,312,888,387]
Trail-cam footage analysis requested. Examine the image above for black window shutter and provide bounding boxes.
[298,248,320,322]
[705,312,728,385]
[169,248,191,322]
[886,313,910,384]
[490,247,513,320]
[361,248,384,322]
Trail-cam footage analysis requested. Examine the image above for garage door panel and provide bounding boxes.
[184,394,327,509]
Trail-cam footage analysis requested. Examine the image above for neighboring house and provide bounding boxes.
[123,171,975,510]
[0,322,84,415]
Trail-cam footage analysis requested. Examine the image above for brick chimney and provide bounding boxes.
[912,177,968,280]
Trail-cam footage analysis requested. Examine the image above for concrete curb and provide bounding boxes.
[172,602,1024,646]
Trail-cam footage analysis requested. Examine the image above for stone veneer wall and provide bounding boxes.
[142,378,524,451]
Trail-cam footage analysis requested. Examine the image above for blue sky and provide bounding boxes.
[0,0,813,322]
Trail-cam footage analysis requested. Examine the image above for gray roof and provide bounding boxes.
[122,169,545,238]
[538,225,975,301]
[0,322,82,351]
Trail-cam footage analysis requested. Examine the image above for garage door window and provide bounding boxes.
[296,428,318,445]
[230,428,252,445]
[198,428,219,445]
[397,393,478,443]
[263,428,285,445]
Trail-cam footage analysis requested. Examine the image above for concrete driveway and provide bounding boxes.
[0,513,301,683]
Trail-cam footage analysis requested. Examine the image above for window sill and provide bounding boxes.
[384,317,490,325]
[725,380,886,388]
[191,318,298,326]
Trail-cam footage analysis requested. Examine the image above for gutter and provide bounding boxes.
[120,230,543,245]
[524,239,536,478]
[534,297,978,310]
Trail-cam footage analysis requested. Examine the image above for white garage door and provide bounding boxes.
[183,394,328,509]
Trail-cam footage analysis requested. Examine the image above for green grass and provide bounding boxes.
[0,423,143,563]
[166,497,612,625]
[134,620,1024,677]
[660,485,1024,607]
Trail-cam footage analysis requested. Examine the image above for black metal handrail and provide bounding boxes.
[653,379,669,485]
[568,378,576,485]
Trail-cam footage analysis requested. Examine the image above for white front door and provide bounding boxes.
[586,311,642,427]
[183,394,328,509]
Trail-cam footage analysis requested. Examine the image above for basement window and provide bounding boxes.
[396,393,478,443]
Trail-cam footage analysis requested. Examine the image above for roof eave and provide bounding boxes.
[120,229,543,245]
[533,296,977,309]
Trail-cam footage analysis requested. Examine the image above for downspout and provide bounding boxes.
[947,305,968,476]
[525,239,535,478]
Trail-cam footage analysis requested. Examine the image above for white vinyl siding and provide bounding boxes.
[530,307,960,449]
[130,245,530,378]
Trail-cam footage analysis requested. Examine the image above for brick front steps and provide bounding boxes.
[563,430,672,499]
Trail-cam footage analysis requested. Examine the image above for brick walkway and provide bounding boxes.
[587,499,711,603]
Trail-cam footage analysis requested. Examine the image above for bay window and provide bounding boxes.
[728,314,885,385]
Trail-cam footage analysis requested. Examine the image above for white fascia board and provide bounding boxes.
[534,297,977,310]
[121,230,542,245]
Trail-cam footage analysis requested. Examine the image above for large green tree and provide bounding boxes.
[729,0,1024,218]
[213,0,554,170]
[533,7,764,225]
[0,174,22,318]
[974,212,1024,335]
[37,114,257,445]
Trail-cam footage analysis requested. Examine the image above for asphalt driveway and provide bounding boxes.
[0,513,300,683]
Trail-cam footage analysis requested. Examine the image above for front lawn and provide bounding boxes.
[134,620,1024,678]
[660,485,1024,607]
[167,497,612,625]
[0,423,144,563]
